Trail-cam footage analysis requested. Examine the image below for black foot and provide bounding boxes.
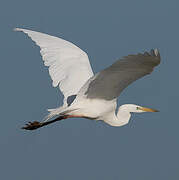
[22,116,67,131]
[22,121,43,130]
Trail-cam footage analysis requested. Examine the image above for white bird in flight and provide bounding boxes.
[14,28,160,130]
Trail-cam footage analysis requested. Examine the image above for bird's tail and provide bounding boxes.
[43,106,67,122]
[43,106,79,122]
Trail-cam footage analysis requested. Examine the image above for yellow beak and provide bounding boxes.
[138,107,159,112]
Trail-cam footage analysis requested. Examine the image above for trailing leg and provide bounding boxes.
[21,115,68,130]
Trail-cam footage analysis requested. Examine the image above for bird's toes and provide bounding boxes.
[22,121,42,130]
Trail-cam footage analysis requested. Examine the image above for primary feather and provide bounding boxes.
[77,49,160,100]
[14,28,94,106]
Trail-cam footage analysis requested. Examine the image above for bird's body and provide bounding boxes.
[62,98,117,121]
[14,28,160,130]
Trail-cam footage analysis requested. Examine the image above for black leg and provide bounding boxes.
[21,115,68,130]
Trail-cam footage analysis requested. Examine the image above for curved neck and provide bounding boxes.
[104,109,131,127]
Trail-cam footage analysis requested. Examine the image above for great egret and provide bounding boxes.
[14,28,160,130]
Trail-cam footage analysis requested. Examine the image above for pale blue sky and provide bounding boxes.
[0,0,178,179]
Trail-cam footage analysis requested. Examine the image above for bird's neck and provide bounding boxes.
[104,110,131,127]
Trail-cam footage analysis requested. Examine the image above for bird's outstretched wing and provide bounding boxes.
[14,28,94,106]
[78,49,160,100]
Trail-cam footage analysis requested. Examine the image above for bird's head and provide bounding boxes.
[119,104,159,113]
[105,104,159,127]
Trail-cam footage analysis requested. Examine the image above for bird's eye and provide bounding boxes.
[136,107,139,110]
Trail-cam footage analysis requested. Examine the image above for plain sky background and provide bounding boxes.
[0,0,178,179]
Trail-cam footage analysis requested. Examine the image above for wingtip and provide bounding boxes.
[13,27,21,32]
[150,48,160,58]
[154,48,159,56]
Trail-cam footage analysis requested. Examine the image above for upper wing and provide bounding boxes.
[78,49,160,100]
[14,28,94,105]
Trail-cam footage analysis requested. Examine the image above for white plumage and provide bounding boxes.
[14,28,93,107]
[14,28,160,130]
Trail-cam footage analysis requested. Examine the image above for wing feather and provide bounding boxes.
[14,28,94,105]
[78,49,160,100]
